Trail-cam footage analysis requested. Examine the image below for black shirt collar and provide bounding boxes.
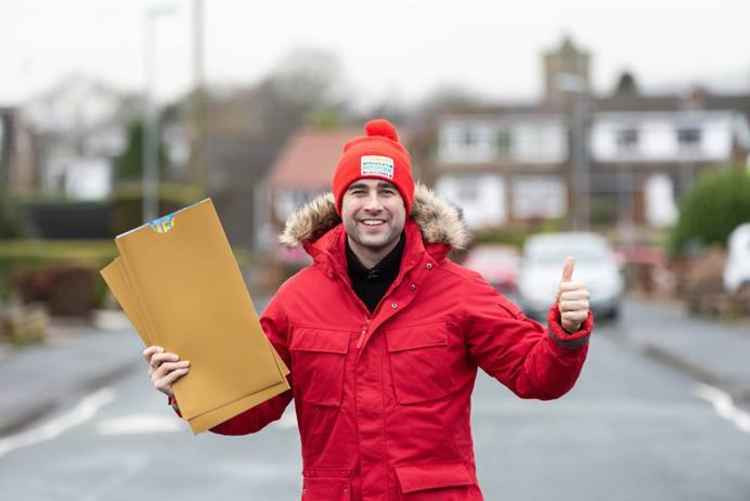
[346,232,405,281]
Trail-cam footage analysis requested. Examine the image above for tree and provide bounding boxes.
[114,119,169,182]
[183,48,352,250]
[669,168,750,256]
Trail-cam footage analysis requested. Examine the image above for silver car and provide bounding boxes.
[517,232,624,321]
[723,223,750,294]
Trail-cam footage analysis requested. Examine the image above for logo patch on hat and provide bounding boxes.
[361,155,394,179]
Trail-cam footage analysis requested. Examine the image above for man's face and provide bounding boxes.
[341,178,406,253]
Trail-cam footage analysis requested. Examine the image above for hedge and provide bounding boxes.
[669,167,750,257]
[0,240,117,304]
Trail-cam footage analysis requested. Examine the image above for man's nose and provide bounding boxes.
[363,193,383,212]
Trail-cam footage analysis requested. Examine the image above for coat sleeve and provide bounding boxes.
[462,273,593,400]
[168,293,294,435]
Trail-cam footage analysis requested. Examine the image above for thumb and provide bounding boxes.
[561,256,575,282]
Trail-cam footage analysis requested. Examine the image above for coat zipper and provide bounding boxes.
[327,254,422,351]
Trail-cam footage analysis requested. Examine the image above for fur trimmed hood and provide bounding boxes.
[279,183,470,251]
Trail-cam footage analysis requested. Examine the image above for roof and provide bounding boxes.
[595,91,750,122]
[437,101,567,119]
[268,125,413,191]
[268,128,360,190]
[437,91,750,120]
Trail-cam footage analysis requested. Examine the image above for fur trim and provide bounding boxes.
[278,192,339,248]
[410,183,470,250]
[279,183,470,250]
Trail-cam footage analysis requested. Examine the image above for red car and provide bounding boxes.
[463,244,520,293]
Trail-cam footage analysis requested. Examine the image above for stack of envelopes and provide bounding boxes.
[100,198,290,433]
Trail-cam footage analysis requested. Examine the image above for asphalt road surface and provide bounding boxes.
[1,312,748,500]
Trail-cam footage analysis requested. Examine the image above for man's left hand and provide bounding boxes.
[556,257,590,333]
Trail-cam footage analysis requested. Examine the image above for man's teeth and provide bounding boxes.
[361,220,384,226]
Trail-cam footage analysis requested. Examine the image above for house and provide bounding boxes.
[425,36,750,229]
[24,74,137,200]
[432,103,570,228]
[589,89,750,226]
[264,128,359,226]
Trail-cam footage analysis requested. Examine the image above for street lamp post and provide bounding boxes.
[556,73,591,230]
[142,5,176,223]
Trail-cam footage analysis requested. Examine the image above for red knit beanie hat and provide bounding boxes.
[332,118,414,215]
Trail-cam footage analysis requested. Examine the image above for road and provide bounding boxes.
[1,307,749,500]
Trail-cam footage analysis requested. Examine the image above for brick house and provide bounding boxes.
[421,36,750,229]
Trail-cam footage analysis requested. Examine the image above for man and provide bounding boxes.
[144,119,594,500]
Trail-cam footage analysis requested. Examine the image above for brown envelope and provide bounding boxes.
[101,257,288,374]
[102,258,290,434]
[186,379,291,433]
[100,198,290,432]
[101,257,152,345]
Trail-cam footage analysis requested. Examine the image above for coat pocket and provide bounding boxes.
[290,328,350,406]
[385,324,455,404]
[301,476,351,501]
[394,462,476,499]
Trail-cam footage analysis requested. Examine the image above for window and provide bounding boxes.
[462,126,478,147]
[677,127,702,149]
[456,178,479,202]
[511,176,566,219]
[496,128,513,156]
[616,128,639,152]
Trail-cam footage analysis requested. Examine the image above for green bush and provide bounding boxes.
[0,240,117,304]
[0,203,22,239]
[669,168,750,257]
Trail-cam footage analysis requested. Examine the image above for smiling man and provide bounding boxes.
[343,179,406,265]
[144,118,594,500]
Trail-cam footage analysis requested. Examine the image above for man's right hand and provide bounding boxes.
[143,346,190,397]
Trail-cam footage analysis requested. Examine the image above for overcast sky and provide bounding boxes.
[2,0,749,108]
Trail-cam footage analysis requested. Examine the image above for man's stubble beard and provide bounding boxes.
[347,223,400,253]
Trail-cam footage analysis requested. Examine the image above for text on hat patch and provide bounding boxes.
[360,155,394,179]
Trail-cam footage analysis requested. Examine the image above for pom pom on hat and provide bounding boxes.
[364,118,399,143]
[332,118,415,215]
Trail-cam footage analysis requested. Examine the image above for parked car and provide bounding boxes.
[463,244,520,293]
[517,232,624,320]
[723,223,750,294]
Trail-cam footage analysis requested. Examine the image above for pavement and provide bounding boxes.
[614,297,750,401]
[1,295,749,437]
[0,310,143,436]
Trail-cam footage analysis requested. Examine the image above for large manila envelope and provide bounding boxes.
[101,257,290,433]
[101,257,152,345]
[105,198,290,431]
[101,260,290,434]
[187,380,290,433]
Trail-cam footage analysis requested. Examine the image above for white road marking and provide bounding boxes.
[694,384,750,433]
[0,388,115,458]
[96,414,182,435]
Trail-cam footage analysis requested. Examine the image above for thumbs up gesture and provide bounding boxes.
[556,257,590,333]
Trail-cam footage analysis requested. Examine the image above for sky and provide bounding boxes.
[2,0,749,108]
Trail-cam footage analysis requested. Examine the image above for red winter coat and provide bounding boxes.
[201,186,593,500]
